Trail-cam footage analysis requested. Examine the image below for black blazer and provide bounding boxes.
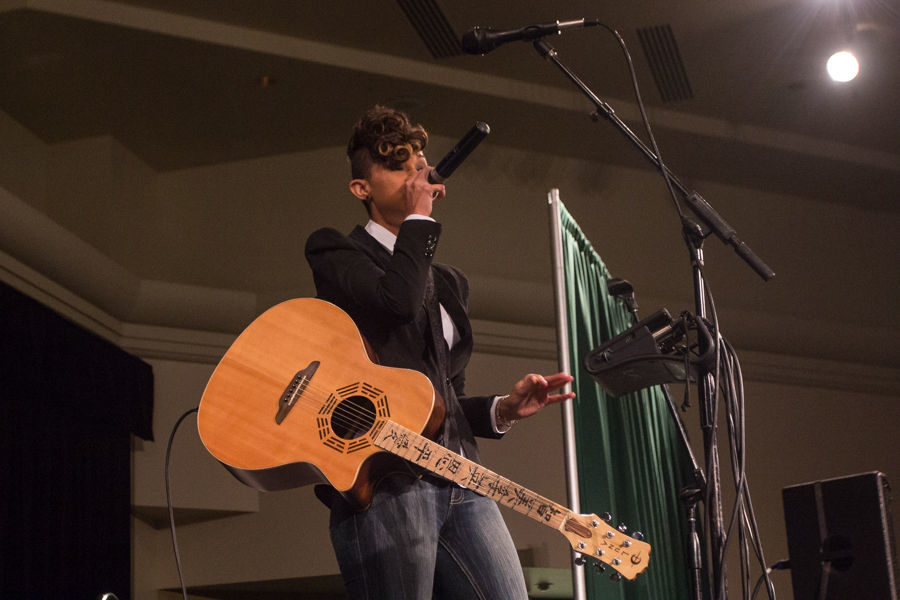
[305,219,502,453]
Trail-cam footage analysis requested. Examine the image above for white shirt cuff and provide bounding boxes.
[490,395,516,434]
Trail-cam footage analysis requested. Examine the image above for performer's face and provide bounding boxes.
[363,152,430,225]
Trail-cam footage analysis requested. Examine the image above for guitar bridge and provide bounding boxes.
[275,361,320,424]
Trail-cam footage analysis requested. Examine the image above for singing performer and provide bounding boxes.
[305,105,574,599]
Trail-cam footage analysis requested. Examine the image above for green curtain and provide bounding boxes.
[555,199,694,599]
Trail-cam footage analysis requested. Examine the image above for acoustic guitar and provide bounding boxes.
[198,298,651,581]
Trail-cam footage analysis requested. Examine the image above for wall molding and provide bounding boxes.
[4,250,896,397]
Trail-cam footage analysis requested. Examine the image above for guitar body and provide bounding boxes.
[198,298,445,507]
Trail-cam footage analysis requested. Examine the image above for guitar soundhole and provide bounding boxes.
[331,396,376,440]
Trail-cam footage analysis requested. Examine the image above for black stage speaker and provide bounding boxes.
[782,471,898,599]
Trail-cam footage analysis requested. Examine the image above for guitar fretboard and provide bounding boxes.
[373,420,571,531]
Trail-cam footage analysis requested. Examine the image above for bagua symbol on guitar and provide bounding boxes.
[198,298,651,581]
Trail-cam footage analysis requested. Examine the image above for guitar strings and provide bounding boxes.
[271,377,397,433]
[294,387,377,432]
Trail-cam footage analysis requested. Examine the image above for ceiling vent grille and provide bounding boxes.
[637,25,694,103]
[397,0,463,58]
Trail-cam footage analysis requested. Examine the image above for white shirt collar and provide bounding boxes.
[365,220,397,254]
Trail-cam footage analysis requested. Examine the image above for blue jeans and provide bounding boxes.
[329,473,529,599]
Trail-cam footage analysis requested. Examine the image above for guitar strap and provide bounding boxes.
[424,268,478,461]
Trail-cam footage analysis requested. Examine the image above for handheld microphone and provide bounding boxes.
[461,19,595,55]
[428,121,490,184]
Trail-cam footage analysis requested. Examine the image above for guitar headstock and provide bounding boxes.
[561,512,651,581]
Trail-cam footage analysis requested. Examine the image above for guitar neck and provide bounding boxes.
[374,420,570,531]
[373,419,652,582]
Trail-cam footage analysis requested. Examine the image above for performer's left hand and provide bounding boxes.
[498,372,575,422]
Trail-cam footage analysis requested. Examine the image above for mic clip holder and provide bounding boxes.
[583,309,715,397]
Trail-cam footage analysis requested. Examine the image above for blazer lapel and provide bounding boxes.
[349,225,392,269]
[432,266,473,369]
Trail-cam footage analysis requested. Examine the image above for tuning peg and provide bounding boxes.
[610,572,622,582]
[632,531,644,540]
[600,512,613,522]
[593,562,606,573]
[574,554,585,566]
[617,522,628,533]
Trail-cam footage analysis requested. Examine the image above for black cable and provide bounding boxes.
[716,335,777,599]
[726,336,777,599]
[592,22,685,220]
[694,267,731,600]
[752,561,789,600]
[165,406,200,600]
[718,349,745,598]
[719,337,754,600]
[702,273,776,599]
[751,570,769,600]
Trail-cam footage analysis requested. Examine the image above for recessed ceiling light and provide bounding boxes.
[826,51,859,82]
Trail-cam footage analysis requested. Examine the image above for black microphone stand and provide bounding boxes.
[609,281,708,600]
[531,37,774,600]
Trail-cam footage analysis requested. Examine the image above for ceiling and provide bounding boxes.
[3,1,899,195]
[1,0,899,368]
